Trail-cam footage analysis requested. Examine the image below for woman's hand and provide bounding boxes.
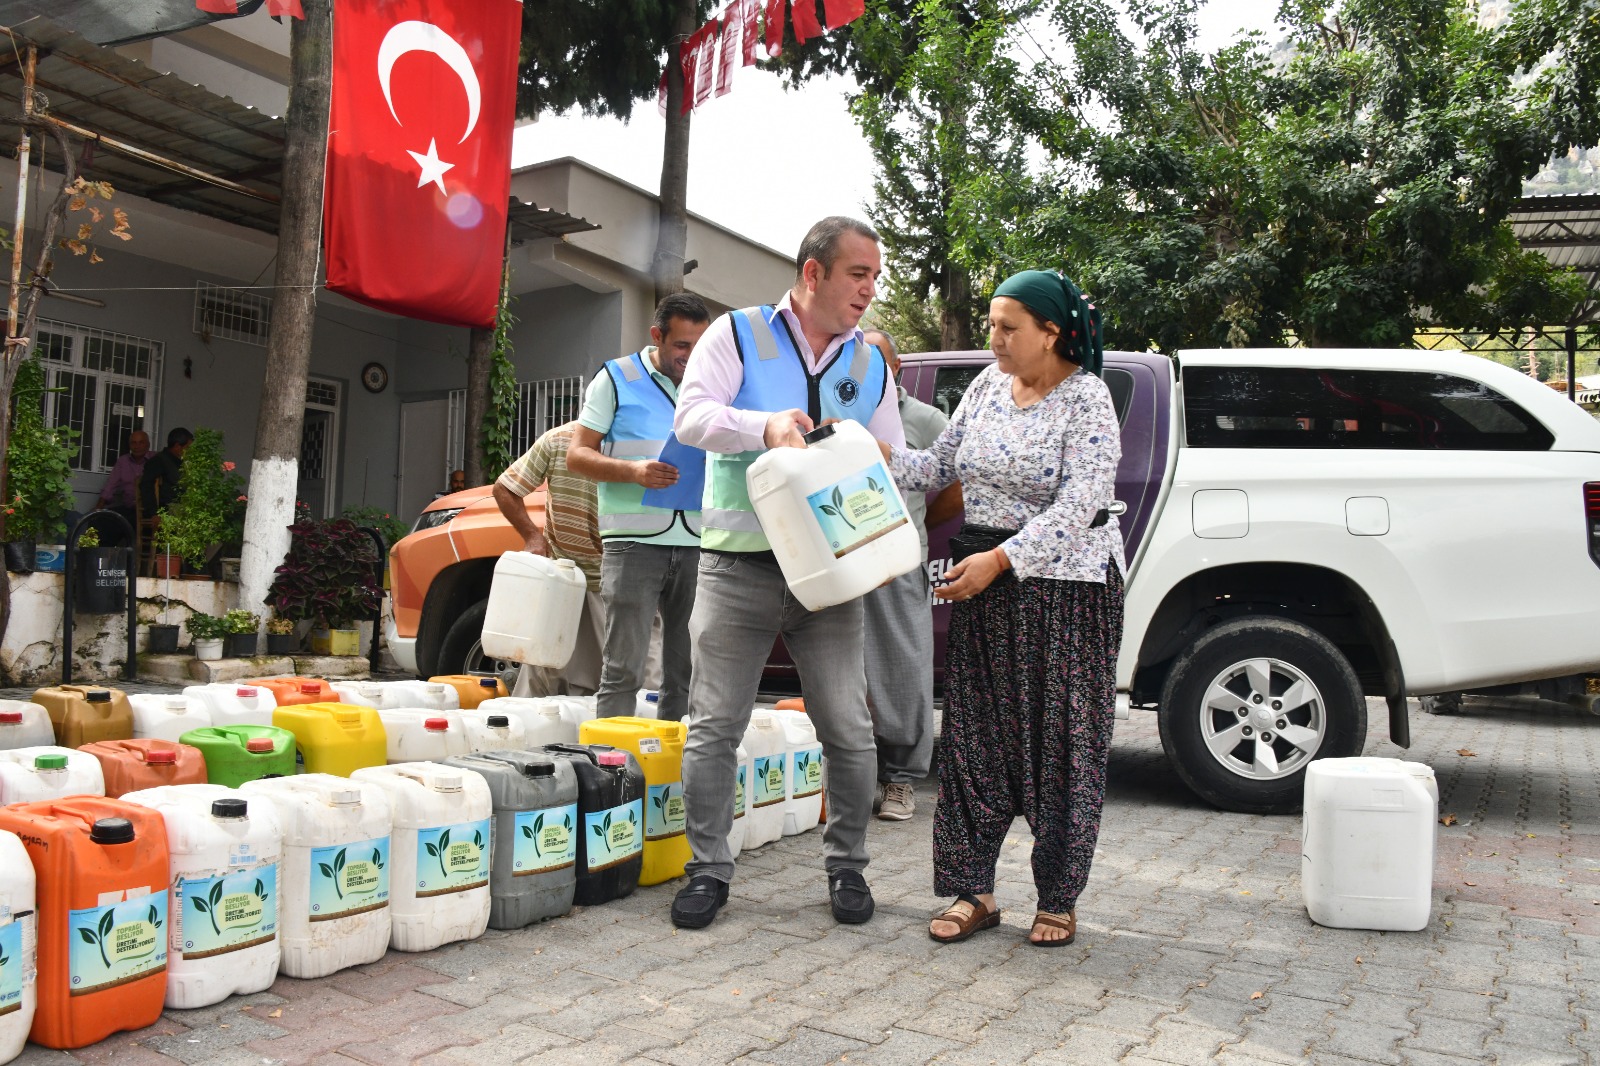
[934,548,1010,602]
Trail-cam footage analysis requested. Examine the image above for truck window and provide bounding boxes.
[1183,366,1555,450]
[931,365,1135,424]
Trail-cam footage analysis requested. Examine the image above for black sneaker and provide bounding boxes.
[671,875,729,929]
[828,868,875,924]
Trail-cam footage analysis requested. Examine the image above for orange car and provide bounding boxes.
[385,486,546,677]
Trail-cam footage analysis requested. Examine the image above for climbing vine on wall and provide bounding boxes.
[480,264,518,476]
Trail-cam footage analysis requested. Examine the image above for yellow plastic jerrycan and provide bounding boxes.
[271,703,387,776]
[577,716,688,886]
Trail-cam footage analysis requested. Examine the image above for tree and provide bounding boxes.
[984,0,1585,351]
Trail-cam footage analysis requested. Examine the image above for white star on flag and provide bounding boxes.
[407,138,455,194]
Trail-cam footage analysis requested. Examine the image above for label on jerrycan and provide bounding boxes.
[753,755,785,808]
[0,917,23,1015]
[309,837,390,921]
[791,746,824,799]
[733,764,747,820]
[416,819,491,897]
[176,865,278,959]
[806,462,907,558]
[646,782,686,840]
[513,802,577,876]
[68,891,169,995]
[583,799,643,871]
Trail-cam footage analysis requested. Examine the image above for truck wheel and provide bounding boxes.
[1420,693,1462,716]
[1158,616,1366,815]
[436,599,518,681]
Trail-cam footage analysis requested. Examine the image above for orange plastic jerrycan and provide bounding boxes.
[245,677,331,707]
[271,703,387,776]
[428,675,508,710]
[30,686,133,748]
[79,740,207,798]
[0,797,169,1049]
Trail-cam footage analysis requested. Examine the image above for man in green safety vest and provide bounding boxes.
[567,293,712,722]
[667,217,906,930]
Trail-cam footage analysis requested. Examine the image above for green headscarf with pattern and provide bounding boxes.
[991,269,1103,376]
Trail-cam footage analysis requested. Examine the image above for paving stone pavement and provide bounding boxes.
[9,694,1596,1065]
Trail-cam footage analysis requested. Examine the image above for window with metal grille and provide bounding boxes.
[193,281,272,346]
[447,375,585,465]
[33,320,162,473]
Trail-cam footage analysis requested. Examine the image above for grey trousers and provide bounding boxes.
[681,551,876,882]
[863,565,935,783]
[596,540,698,721]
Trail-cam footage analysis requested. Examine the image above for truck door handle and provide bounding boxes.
[1107,501,1127,516]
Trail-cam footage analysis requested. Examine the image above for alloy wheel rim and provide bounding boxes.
[1198,657,1327,781]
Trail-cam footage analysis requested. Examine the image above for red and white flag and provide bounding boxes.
[791,0,824,42]
[821,0,864,28]
[715,13,738,97]
[741,0,761,65]
[323,0,521,328]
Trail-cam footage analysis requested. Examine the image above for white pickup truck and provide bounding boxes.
[896,346,1600,813]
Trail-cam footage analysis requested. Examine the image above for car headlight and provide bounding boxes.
[412,507,463,533]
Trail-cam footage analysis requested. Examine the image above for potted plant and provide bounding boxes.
[156,428,245,576]
[3,357,77,572]
[265,517,382,658]
[187,611,227,660]
[265,614,298,655]
[72,524,129,615]
[223,608,260,657]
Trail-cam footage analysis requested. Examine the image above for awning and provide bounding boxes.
[1510,193,1600,326]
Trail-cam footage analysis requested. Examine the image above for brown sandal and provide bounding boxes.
[1030,910,1076,947]
[929,894,1001,943]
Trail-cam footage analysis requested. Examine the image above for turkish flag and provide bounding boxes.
[715,13,737,97]
[791,0,823,42]
[741,0,761,65]
[323,0,521,328]
[763,0,785,56]
[821,0,863,28]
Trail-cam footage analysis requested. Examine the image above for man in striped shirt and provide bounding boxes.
[493,420,605,696]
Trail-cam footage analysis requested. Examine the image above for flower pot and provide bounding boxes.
[154,552,181,579]
[226,632,259,657]
[194,637,224,660]
[218,557,242,583]
[4,539,36,573]
[146,623,180,654]
[266,632,298,655]
[309,627,361,657]
[74,546,129,614]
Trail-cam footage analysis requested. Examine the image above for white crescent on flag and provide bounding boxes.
[377,20,483,143]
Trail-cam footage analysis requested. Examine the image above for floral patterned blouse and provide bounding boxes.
[889,363,1125,583]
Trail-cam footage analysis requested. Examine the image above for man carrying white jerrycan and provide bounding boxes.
[567,293,712,723]
[669,216,905,929]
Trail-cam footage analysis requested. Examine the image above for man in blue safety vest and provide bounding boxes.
[668,217,906,930]
[568,293,712,722]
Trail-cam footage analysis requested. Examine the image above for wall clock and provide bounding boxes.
[361,362,389,393]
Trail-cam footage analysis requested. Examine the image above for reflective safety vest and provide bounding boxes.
[702,306,890,553]
[596,351,705,539]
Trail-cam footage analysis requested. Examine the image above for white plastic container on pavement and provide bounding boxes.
[727,742,751,856]
[129,694,213,742]
[120,784,283,1008]
[376,710,472,764]
[1301,757,1438,932]
[380,681,461,712]
[453,709,525,753]
[239,774,392,978]
[0,830,37,1064]
[476,697,578,748]
[766,708,823,836]
[328,681,386,709]
[0,746,105,803]
[746,420,921,611]
[550,696,596,734]
[480,552,587,667]
[740,710,786,850]
[350,762,492,951]
[183,684,277,727]
[633,692,660,719]
[0,701,53,751]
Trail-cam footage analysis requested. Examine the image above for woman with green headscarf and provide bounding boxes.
[884,269,1126,947]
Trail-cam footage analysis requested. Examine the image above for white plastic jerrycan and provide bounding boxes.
[129,694,213,742]
[766,708,824,836]
[746,419,921,611]
[239,774,392,978]
[351,763,492,952]
[1301,757,1439,932]
[740,710,787,850]
[0,701,53,751]
[727,742,751,857]
[633,691,660,719]
[0,830,37,1063]
[480,552,587,667]
[476,697,578,747]
[380,681,461,712]
[120,784,283,1009]
[376,710,472,764]
[453,709,526,753]
[182,684,277,727]
[0,746,105,804]
[328,681,386,709]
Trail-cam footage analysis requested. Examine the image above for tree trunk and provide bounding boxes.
[463,325,492,486]
[238,0,331,632]
[940,261,974,351]
[651,0,697,304]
